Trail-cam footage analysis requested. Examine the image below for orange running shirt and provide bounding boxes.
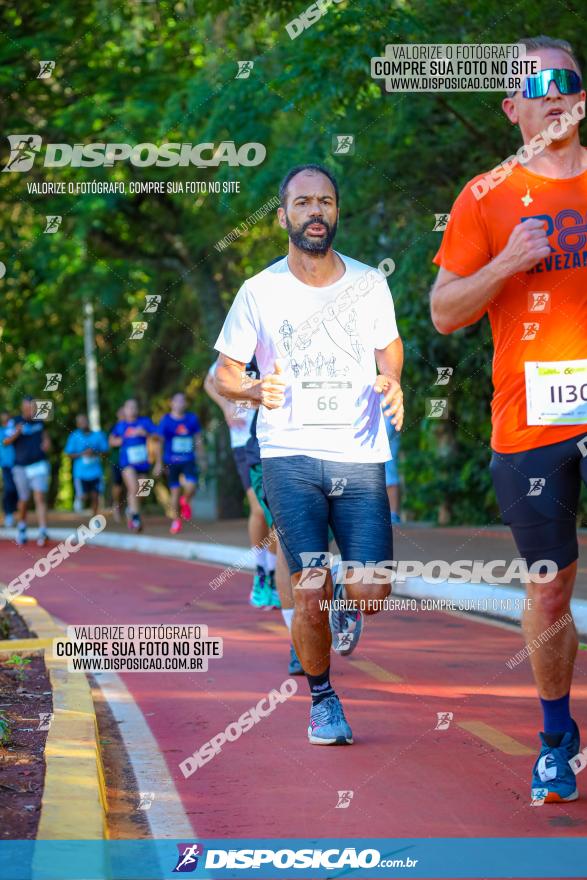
[433,161,587,453]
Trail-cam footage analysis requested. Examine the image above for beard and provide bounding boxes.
[286,214,338,255]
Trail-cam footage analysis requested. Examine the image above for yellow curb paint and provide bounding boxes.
[0,638,53,651]
[8,594,109,842]
[348,659,403,683]
[457,720,533,755]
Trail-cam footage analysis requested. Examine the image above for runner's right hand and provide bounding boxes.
[255,360,286,410]
[494,219,552,276]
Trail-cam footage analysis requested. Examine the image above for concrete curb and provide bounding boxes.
[0,595,108,842]
[0,526,253,569]
[4,528,587,638]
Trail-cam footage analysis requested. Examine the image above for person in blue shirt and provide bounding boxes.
[156,392,206,535]
[109,398,159,532]
[64,414,109,515]
[3,396,52,546]
[0,411,18,527]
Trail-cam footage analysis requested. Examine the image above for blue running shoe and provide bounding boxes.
[329,581,363,656]
[288,644,303,675]
[308,694,353,745]
[531,720,580,803]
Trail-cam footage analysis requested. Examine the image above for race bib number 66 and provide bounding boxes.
[292,380,356,428]
[525,360,587,426]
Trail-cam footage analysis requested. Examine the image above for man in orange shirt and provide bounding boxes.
[431,36,587,803]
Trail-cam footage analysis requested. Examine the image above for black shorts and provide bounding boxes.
[167,461,198,489]
[490,431,587,571]
[111,463,123,486]
[80,478,101,495]
[232,445,251,491]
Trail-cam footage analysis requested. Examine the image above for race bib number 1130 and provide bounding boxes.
[525,360,587,426]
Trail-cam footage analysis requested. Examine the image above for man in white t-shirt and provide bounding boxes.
[214,164,404,745]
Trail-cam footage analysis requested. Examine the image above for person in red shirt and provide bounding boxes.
[431,36,587,803]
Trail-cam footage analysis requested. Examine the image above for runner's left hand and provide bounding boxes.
[375,375,403,430]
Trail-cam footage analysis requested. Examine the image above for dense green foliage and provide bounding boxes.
[1,0,585,521]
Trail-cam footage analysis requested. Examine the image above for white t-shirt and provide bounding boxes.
[214,253,399,463]
[209,362,255,448]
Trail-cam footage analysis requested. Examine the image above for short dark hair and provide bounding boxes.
[279,164,339,209]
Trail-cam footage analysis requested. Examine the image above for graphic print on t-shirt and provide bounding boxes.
[214,253,400,462]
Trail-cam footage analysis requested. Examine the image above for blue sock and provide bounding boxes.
[540,693,573,734]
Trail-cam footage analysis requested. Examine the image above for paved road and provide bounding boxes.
[3,535,587,844]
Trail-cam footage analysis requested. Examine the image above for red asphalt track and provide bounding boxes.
[4,538,587,841]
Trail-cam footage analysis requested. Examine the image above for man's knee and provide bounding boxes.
[526,564,576,622]
[292,570,330,623]
[345,579,391,614]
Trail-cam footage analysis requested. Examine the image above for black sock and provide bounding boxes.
[306,667,335,706]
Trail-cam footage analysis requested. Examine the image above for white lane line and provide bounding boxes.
[95,671,194,841]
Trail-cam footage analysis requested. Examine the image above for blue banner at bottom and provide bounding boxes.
[1,838,586,880]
